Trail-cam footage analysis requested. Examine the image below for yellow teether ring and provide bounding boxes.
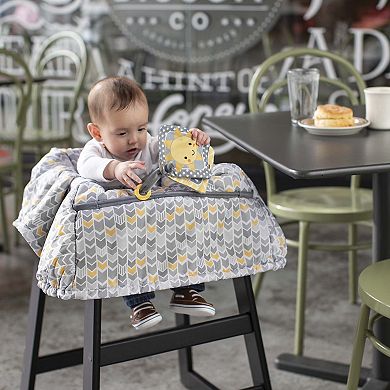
[134,184,152,201]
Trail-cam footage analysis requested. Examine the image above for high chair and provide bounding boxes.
[17,126,286,389]
[21,261,272,390]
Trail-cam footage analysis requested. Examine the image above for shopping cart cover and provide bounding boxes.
[14,147,287,300]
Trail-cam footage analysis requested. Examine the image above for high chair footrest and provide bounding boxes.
[34,313,252,373]
[102,314,252,366]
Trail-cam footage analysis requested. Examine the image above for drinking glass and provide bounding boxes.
[287,68,319,124]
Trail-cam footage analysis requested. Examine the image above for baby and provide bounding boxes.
[77,76,215,330]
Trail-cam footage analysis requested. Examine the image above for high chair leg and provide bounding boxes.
[83,299,102,390]
[20,261,46,390]
[234,276,272,389]
[253,272,266,299]
[176,313,218,390]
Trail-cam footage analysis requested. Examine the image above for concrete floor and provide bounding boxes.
[0,222,373,390]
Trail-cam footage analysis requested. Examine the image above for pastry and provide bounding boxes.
[314,104,354,127]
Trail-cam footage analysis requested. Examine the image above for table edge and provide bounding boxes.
[203,116,390,179]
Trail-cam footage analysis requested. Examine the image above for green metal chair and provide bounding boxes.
[0,31,88,161]
[29,31,88,154]
[0,20,33,58]
[347,260,390,389]
[0,49,32,252]
[248,47,372,356]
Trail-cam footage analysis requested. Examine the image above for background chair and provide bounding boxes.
[347,260,390,390]
[29,31,88,156]
[249,47,372,356]
[0,31,88,162]
[0,48,32,252]
[0,20,33,59]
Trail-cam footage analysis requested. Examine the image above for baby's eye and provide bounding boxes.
[118,132,126,136]
[138,127,147,132]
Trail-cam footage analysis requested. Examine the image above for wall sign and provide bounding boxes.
[108,0,285,63]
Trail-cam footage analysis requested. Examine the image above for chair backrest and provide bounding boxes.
[248,48,367,200]
[0,48,32,173]
[0,20,33,61]
[0,23,33,138]
[30,31,87,145]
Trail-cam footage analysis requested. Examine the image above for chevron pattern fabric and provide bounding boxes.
[14,148,287,300]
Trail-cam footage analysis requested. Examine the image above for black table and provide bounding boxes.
[203,107,390,389]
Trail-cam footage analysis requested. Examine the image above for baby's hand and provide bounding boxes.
[190,128,210,146]
[114,161,145,189]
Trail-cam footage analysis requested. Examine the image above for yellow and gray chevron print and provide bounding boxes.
[14,148,287,300]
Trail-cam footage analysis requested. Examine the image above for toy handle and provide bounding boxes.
[134,167,162,200]
[133,163,175,201]
[134,184,152,201]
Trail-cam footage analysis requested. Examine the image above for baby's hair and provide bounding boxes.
[88,76,147,124]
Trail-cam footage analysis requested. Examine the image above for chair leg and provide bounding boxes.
[14,164,24,247]
[0,180,10,253]
[347,304,370,390]
[348,223,358,304]
[83,299,101,390]
[253,272,266,299]
[20,261,46,390]
[294,221,310,356]
[234,276,272,389]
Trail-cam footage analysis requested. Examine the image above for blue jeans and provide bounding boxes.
[123,283,205,309]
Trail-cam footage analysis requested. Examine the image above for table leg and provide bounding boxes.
[275,353,369,385]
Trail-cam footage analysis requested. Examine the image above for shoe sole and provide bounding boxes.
[132,313,162,330]
[169,304,216,317]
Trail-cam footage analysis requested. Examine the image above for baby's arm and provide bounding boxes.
[189,128,211,145]
[77,141,145,189]
[77,142,115,182]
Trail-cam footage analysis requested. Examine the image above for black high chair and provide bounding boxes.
[21,261,272,390]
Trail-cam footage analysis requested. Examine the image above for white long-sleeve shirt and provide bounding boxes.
[77,133,159,182]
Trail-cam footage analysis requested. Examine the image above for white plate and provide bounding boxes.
[298,117,370,136]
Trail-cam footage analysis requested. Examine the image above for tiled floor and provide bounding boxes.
[0,221,373,389]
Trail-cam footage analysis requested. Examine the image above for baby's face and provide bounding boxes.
[97,101,149,161]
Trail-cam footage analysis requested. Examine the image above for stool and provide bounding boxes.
[347,260,390,390]
[21,261,272,390]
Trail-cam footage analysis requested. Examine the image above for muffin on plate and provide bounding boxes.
[314,104,354,127]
